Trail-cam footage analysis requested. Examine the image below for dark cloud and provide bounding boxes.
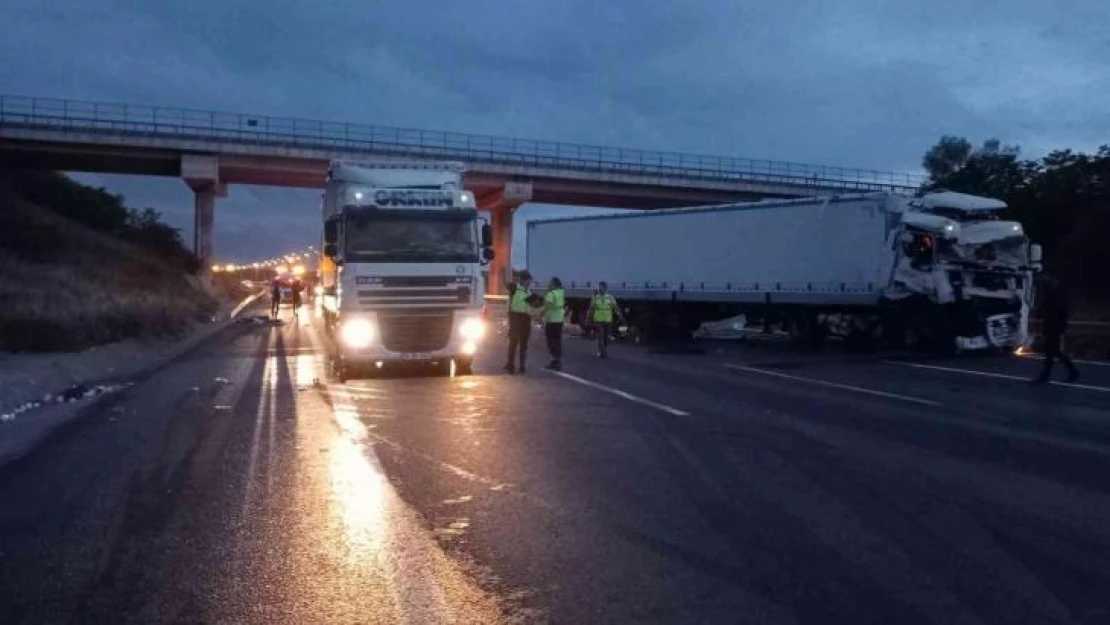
[4,0,1109,260]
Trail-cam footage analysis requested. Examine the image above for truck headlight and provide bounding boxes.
[340,318,375,348]
[460,317,485,340]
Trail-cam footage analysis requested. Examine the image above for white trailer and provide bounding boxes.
[319,160,495,378]
[525,191,1042,352]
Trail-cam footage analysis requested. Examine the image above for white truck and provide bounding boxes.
[525,190,1042,353]
[319,160,494,378]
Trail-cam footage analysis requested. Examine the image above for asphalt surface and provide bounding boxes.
[2,304,1110,624]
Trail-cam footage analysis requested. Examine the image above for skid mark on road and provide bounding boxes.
[547,371,690,416]
[887,361,1110,393]
[724,363,943,407]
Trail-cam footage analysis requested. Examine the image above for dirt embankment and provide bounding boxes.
[0,183,223,352]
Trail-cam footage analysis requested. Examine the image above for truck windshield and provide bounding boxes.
[937,236,1028,266]
[344,212,477,263]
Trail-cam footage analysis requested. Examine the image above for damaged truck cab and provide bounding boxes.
[886,191,1042,351]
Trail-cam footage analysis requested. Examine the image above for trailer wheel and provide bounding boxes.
[331,357,348,384]
[451,358,473,376]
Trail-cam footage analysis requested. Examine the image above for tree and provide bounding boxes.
[922,136,972,182]
[922,136,1110,301]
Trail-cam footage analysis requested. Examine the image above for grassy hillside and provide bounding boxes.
[0,173,219,352]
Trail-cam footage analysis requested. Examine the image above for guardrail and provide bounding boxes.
[0,95,927,193]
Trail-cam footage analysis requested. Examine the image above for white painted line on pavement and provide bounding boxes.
[885,361,1110,393]
[230,290,265,319]
[724,363,943,407]
[1018,353,1110,367]
[548,371,690,416]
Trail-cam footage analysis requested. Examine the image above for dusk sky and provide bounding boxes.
[3,0,1108,262]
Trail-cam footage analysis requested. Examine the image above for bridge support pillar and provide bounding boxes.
[181,154,225,269]
[478,182,532,295]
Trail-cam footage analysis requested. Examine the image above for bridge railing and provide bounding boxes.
[0,95,927,192]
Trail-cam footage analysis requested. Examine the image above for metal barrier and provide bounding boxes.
[0,95,926,193]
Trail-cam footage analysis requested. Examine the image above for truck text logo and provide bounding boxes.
[373,190,454,207]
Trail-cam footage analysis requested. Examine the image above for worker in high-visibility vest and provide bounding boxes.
[505,270,539,374]
[543,277,566,371]
[586,281,624,359]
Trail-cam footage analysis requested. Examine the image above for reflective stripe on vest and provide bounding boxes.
[544,289,565,323]
[509,286,532,313]
[592,294,615,323]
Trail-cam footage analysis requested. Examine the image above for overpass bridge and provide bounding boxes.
[0,95,925,292]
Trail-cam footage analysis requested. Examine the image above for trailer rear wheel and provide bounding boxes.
[451,358,473,376]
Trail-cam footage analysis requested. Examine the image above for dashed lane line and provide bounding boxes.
[724,363,943,407]
[885,361,1110,393]
[547,370,691,416]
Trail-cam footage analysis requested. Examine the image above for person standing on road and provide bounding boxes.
[291,279,303,318]
[270,281,281,318]
[1033,272,1079,384]
[505,270,538,374]
[543,277,566,371]
[586,281,624,359]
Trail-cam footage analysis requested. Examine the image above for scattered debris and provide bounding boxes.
[1,382,130,424]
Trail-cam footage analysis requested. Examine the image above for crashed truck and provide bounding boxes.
[524,190,1043,352]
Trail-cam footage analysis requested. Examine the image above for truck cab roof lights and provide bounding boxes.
[913,190,1008,212]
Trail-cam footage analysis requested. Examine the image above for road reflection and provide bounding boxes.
[328,435,388,565]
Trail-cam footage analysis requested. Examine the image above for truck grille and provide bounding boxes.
[355,275,473,308]
[378,312,453,352]
[971,272,1010,290]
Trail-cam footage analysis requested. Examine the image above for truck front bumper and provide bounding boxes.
[955,312,1027,351]
[335,311,485,365]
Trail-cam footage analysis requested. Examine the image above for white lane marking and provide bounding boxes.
[1018,353,1110,367]
[548,371,690,416]
[243,352,275,515]
[230,290,265,319]
[886,361,1110,393]
[724,363,943,407]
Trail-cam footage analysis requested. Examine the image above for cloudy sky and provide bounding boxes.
[3,0,1108,262]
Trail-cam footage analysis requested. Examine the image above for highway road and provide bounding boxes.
[2,305,1110,624]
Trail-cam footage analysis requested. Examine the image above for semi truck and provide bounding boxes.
[318,160,494,378]
[525,190,1042,353]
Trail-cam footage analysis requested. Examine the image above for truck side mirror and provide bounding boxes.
[324,244,338,258]
[481,223,493,248]
[1030,243,1043,267]
[324,219,338,245]
[482,247,495,261]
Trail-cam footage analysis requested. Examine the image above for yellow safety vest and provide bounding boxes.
[592,294,616,323]
[509,285,532,314]
[544,288,565,324]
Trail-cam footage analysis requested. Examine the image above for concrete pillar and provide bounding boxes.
[479,182,532,294]
[489,205,514,294]
[194,187,215,262]
[182,154,225,269]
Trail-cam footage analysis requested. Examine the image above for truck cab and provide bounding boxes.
[319,161,494,378]
[888,190,1042,351]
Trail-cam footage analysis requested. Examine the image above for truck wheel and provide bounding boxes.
[452,358,473,376]
[332,358,348,384]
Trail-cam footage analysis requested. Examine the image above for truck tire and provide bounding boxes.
[452,358,473,376]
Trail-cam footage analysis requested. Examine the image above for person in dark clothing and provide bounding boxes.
[1033,272,1079,384]
[270,281,281,318]
[291,279,303,317]
[504,270,540,374]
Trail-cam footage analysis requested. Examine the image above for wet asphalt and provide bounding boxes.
[2,304,1110,624]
